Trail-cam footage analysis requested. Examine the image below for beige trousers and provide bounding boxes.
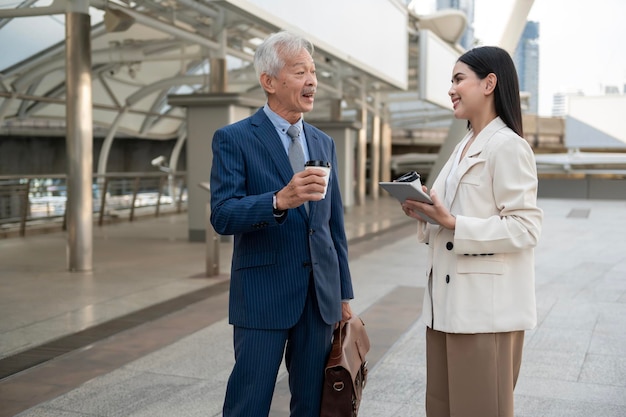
[425,327,524,417]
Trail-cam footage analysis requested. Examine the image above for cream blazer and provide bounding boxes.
[418,117,543,334]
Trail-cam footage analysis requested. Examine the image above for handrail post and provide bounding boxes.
[155,175,165,217]
[176,175,185,213]
[198,182,218,277]
[172,175,179,213]
[129,176,140,221]
[205,201,220,276]
[62,176,67,231]
[19,179,31,237]
[98,177,109,226]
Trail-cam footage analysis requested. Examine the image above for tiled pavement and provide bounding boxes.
[0,196,625,416]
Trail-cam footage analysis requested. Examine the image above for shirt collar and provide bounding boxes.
[263,103,303,134]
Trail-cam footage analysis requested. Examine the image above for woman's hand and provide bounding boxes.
[401,188,456,230]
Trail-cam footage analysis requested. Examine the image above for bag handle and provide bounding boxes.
[330,317,367,360]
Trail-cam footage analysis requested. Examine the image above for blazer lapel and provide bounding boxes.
[445,157,483,208]
[251,110,311,220]
[303,124,321,161]
[250,109,294,186]
[440,118,506,208]
[436,134,467,209]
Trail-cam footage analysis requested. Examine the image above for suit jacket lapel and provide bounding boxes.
[250,109,294,186]
[445,157,482,208]
[251,109,311,220]
[440,118,506,208]
[436,135,465,209]
[303,123,321,161]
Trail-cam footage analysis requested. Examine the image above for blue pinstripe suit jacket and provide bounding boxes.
[210,108,354,329]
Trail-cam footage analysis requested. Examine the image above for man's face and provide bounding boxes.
[265,47,317,124]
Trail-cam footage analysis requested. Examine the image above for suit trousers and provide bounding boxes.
[425,327,524,417]
[223,276,334,417]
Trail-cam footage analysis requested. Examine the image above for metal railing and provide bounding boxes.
[0,172,187,238]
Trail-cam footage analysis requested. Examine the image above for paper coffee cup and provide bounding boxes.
[305,160,331,198]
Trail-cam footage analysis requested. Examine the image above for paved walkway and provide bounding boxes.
[1,196,625,416]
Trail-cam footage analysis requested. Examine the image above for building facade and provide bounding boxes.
[514,21,540,114]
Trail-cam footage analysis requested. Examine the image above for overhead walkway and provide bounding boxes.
[1,196,625,416]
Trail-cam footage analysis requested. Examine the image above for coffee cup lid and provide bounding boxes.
[305,160,330,168]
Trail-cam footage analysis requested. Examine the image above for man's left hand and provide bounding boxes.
[341,302,353,324]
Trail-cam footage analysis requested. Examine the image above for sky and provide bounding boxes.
[415,0,626,116]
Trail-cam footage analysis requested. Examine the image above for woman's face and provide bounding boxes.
[448,61,488,120]
[265,47,317,124]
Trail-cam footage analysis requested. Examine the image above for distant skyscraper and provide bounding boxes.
[513,21,540,114]
[605,85,620,95]
[551,90,584,117]
[551,92,568,117]
[436,0,475,50]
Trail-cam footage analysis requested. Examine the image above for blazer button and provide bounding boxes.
[446,242,453,250]
[445,274,450,284]
[309,229,314,236]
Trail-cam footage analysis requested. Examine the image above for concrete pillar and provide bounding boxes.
[167,93,264,242]
[498,0,536,55]
[355,108,368,205]
[308,120,361,212]
[209,58,228,93]
[380,120,392,183]
[329,98,342,121]
[369,113,381,199]
[65,2,93,272]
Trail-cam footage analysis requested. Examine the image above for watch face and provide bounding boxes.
[272,193,277,210]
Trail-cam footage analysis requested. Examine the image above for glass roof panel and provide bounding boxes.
[0,2,103,71]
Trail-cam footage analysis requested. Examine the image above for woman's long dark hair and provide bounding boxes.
[458,46,524,137]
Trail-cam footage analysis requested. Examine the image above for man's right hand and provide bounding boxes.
[274,169,327,210]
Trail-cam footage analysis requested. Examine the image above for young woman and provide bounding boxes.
[401,46,543,417]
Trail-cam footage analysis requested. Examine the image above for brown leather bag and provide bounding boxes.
[320,315,370,417]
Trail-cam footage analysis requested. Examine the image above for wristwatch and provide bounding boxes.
[273,193,286,217]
